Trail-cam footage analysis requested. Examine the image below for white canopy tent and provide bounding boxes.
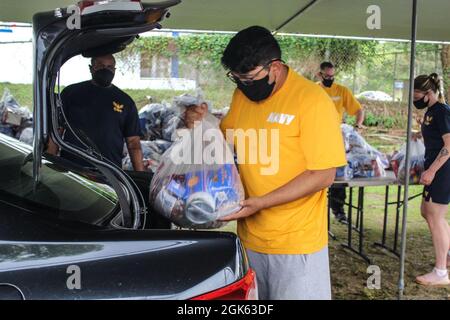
[1,0,449,299]
[1,0,449,42]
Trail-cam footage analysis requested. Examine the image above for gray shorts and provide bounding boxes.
[246,246,331,300]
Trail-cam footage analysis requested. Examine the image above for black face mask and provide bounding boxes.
[322,79,334,88]
[237,74,275,102]
[92,68,115,87]
[413,96,428,109]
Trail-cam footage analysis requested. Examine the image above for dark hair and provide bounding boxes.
[91,54,115,66]
[414,73,445,103]
[221,26,281,74]
[320,62,334,70]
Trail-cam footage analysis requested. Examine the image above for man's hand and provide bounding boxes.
[354,124,366,133]
[46,137,60,156]
[219,197,265,222]
[420,169,435,186]
[354,109,365,131]
[411,131,422,142]
[220,168,336,222]
[184,103,208,129]
[46,129,65,155]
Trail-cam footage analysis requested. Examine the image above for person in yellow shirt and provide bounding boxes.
[317,61,365,223]
[185,26,346,300]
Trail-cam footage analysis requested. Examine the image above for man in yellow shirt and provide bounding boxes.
[317,61,365,223]
[185,27,346,299]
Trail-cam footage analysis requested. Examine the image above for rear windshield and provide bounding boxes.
[0,134,118,225]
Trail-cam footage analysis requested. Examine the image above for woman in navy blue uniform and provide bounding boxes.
[413,73,450,287]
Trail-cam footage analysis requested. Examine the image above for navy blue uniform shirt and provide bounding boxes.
[60,81,141,167]
[421,102,450,169]
[421,101,450,204]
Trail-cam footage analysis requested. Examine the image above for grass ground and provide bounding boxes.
[0,82,232,111]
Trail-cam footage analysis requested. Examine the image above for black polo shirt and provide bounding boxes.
[60,81,141,167]
[421,102,450,169]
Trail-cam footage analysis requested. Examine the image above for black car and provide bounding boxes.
[0,0,256,300]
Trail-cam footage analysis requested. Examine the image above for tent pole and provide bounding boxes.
[398,0,418,300]
[273,0,319,34]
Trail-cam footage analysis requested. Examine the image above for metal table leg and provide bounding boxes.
[374,185,421,258]
[341,187,371,264]
[393,185,402,253]
[373,185,401,257]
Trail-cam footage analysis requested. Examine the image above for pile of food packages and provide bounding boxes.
[122,102,182,172]
[336,124,389,180]
[123,95,228,174]
[0,88,33,144]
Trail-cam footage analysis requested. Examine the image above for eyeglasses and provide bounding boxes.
[320,73,334,80]
[226,59,281,86]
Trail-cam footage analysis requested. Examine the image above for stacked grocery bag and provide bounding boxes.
[390,139,425,184]
[149,93,245,229]
[0,88,33,143]
[337,124,389,180]
[122,102,182,172]
[122,139,173,172]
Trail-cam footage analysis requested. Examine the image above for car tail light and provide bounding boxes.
[78,0,143,15]
[191,269,258,300]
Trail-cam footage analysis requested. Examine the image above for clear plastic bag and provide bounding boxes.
[393,140,425,184]
[0,88,33,138]
[340,124,388,178]
[122,140,172,172]
[149,113,244,229]
[335,165,354,180]
[0,88,21,113]
[19,127,33,146]
[347,153,386,178]
[342,124,389,168]
[139,103,181,141]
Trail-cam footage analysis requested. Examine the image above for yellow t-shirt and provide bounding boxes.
[319,82,362,121]
[220,68,347,254]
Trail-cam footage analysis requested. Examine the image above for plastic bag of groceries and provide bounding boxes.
[341,124,389,169]
[150,95,244,229]
[0,88,33,138]
[139,103,181,141]
[122,139,172,172]
[19,127,33,146]
[391,139,425,184]
[347,153,386,178]
[335,165,354,180]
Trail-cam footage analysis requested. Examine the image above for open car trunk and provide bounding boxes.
[32,0,180,230]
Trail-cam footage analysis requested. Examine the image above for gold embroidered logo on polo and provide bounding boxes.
[113,101,124,113]
[424,116,433,126]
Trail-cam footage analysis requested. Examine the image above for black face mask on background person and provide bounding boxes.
[413,96,429,109]
[92,68,115,87]
[237,74,276,102]
[322,79,334,88]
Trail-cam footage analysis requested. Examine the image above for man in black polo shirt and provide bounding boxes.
[48,54,144,171]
